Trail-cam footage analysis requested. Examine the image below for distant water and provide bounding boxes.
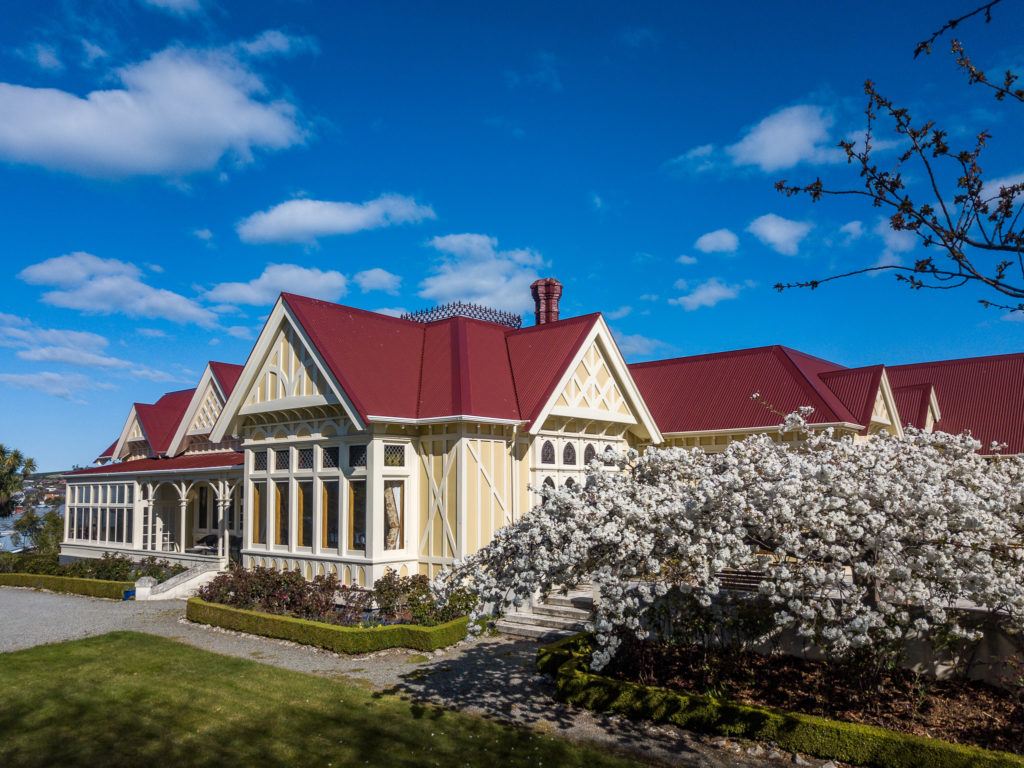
[0,530,22,553]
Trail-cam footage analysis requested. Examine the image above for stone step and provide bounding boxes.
[543,591,595,611]
[504,610,588,632]
[529,601,593,621]
[493,619,577,641]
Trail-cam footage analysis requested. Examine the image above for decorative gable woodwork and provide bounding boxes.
[551,341,632,420]
[242,323,333,409]
[127,413,145,441]
[188,382,224,435]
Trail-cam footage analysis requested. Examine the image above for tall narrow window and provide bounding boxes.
[584,444,597,464]
[125,509,133,544]
[198,486,209,529]
[322,479,339,550]
[563,443,577,465]
[383,480,404,550]
[541,440,555,464]
[297,480,313,548]
[274,481,289,546]
[349,479,367,550]
[543,476,555,490]
[253,482,266,545]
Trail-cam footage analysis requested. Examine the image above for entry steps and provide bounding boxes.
[494,588,594,641]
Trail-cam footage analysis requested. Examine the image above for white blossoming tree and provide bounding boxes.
[435,410,1024,675]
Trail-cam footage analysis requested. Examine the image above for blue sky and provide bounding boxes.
[1,0,1022,470]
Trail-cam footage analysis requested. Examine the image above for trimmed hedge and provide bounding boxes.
[537,635,1024,768]
[0,573,133,600]
[186,598,469,654]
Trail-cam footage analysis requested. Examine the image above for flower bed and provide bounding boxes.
[0,551,186,582]
[537,636,1024,768]
[186,598,469,653]
[0,573,134,600]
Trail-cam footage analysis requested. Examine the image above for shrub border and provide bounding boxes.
[186,598,468,654]
[536,635,1024,768]
[0,573,133,600]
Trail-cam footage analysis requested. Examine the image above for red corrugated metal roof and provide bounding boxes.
[95,440,117,462]
[819,365,885,431]
[209,361,243,397]
[506,314,599,426]
[67,451,243,477]
[629,346,860,434]
[893,384,932,430]
[135,389,194,455]
[888,353,1024,454]
[282,293,597,427]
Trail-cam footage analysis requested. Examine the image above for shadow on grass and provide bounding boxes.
[0,631,646,768]
[382,636,718,765]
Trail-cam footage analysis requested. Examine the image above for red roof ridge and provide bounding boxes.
[281,292,419,327]
[773,347,854,424]
[508,312,601,337]
[890,351,1024,369]
[629,344,796,370]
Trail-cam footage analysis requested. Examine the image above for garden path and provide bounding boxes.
[0,587,834,768]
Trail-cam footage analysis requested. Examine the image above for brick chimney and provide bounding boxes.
[530,277,563,325]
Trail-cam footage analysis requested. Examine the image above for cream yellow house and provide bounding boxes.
[62,278,1022,586]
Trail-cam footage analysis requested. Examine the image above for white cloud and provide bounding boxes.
[225,325,254,339]
[746,213,813,256]
[872,217,917,271]
[140,0,202,15]
[420,234,543,313]
[612,330,669,358]
[676,254,698,265]
[590,192,605,211]
[354,268,401,294]
[374,307,408,318]
[605,305,632,320]
[839,220,864,245]
[19,252,217,326]
[237,30,317,58]
[237,194,435,244]
[694,228,739,254]
[0,371,106,402]
[982,172,1024,202]
[22,43,63,72]
[81,40,107,66]
[726,105,842,172]
[0,313,172,380]
[666,143,715,173]
[669,278,743,311]
[638,293,659,302]
[673,278,689,290]
[193,228,213,241]
[137,328,168,338]
[205,263,347,305]
[0,45,304,177]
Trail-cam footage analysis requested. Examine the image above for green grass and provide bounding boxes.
[0,632,644,768]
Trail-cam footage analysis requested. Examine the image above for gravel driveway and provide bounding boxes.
[0,586,830,767]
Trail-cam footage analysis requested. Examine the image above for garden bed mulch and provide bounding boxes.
[605,644,1024,755]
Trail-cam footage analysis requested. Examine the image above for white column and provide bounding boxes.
[366,435,383,563]
[216,483,228,561]
[63,486,71,542]
[132,481,144,550]
[178,489,188,553]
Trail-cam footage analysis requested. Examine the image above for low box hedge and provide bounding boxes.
[186,597,469,654]
[536,635,1024,768]
[0,573,133,600]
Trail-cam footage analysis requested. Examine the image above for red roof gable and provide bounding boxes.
[819,365,886,431]
[95,440,117,462]
[888,353,1024,454]
[281,293,599,427]
[209,361,243,397]
[629,346,862,434]
[135,389,194,456]
[893,384,933,430]
[67,451,243,477]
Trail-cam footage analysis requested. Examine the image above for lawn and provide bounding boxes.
[0,631,642,768]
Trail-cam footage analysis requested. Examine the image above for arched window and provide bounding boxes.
[562,443,577,465]
[584,444,597,464]
[541,440,555,464]
[542,476,555,490]
[565,477,577,490]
